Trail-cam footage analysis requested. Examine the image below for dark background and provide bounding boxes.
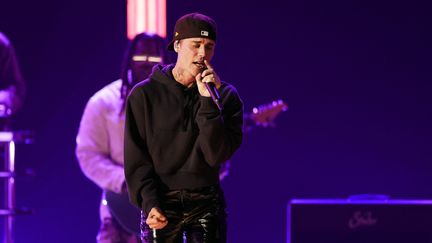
[1,0,431,242]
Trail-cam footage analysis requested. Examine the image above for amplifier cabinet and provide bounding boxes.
[287,199,432,243]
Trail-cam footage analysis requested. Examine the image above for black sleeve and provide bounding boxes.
[124,88,159,215]
[196,84,243,167]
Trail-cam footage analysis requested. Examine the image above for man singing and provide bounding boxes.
[124,12,243,242]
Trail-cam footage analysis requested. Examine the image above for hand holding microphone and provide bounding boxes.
[196,60,223,111]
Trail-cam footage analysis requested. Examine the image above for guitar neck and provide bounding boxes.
[243,100,288,132]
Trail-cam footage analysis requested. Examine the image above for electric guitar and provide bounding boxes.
[106,99,288,235]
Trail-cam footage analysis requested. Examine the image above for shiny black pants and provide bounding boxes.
[141,185,227,243]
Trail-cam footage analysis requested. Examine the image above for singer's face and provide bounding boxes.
[176,38,215,77]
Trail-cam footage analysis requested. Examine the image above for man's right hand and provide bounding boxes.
[146,207,168,229]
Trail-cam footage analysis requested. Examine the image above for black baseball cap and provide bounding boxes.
[167,13,217,51]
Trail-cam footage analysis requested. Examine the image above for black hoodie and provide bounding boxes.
[124,64,243,215]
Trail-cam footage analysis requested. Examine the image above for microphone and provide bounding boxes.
[152,228,157,241]
[204,82,223,111]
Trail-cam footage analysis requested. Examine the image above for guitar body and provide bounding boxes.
[105,190,141,235]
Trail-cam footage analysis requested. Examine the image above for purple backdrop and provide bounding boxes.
[1,0,431,242]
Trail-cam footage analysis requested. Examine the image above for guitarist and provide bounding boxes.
[75,32,169,243]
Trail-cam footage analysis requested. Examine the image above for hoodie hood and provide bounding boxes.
[149,64,179,87]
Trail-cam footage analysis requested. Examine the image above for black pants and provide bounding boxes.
[141,185,227,243]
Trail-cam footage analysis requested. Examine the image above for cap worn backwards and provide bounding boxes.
[167,12,217,51]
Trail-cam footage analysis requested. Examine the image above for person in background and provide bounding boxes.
[0,32,26,127]
[76,32,169,243]
[124,13,243,242]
